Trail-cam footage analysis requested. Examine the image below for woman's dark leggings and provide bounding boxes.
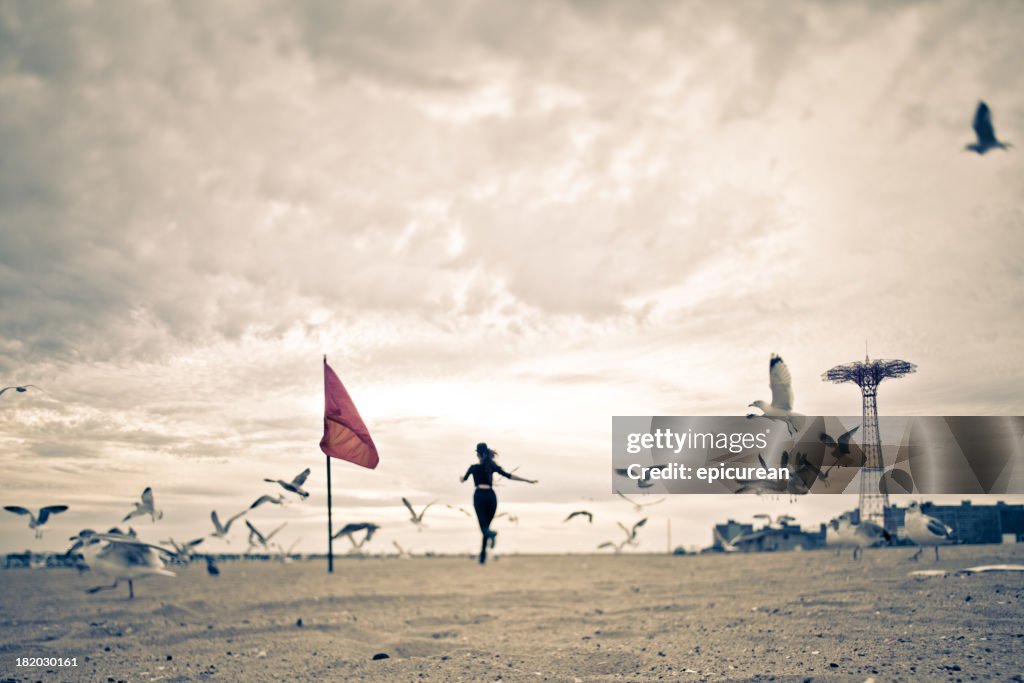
[473,488,497,533]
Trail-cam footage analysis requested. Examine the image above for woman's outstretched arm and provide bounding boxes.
[508,473,538,484]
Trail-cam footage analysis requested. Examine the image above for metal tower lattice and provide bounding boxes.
[822,354,916,530]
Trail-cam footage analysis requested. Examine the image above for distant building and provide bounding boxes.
[709,520,825,553]
[887,501,1023,545]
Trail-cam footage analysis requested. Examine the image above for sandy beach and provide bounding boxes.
[2,544,1022,682]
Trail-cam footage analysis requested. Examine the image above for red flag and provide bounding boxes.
[319,358,379,469]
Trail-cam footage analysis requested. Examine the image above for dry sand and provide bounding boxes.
[2,544,1023,682]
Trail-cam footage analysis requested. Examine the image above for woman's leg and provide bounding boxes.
[473,489,498,563]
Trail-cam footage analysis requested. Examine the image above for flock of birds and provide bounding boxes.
[4,468,314,599]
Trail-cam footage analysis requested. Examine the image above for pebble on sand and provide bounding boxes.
[372,653,390,660]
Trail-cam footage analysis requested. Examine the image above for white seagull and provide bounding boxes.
[904,502,956,561]
[747,354,805,435]
[122,487,162,523]
[67,529,175,599]
[825,518,891,560]
[264,468,311,498]
[965,101,1011,154]
[209,509,247,540]
[714,527,747,552]
[4,505,69,538]
[401,498,436,530]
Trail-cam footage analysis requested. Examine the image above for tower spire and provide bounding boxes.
[823,355,916,531]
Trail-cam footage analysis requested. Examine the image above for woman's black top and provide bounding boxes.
[465,460,512,486]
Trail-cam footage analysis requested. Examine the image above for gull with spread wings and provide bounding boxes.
[747,354,805,435]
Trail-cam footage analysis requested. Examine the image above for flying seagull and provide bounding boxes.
[905,502,956,561]
[67,529,175,599]
[264,468,311,498]
[402,498,436,530]
[161,537,204,564]
[4,505,69,538]
[714,527,747,552]
[614,467,656,489]
[445,504,472,517]
[965,101,1011,154]
[249,494,286,510]
[615,492,666,512]
[331,522,379,548]
[0,385,42,396]
[245,520,286,553]
[209,509,247,540]
[747,354,805,435]
[122,487,162,523]
[563,511,594,524]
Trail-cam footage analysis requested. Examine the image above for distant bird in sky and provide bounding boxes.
[614,467,655,489]
[615,492,666,512]
[445,504,472,517]
[67,529,175,599]
[965,101,1011,154]
[249,494,286,510]
[209,509,247,540]
[776,514,796,526]
[747,354,804,435]
[402,498,436,530]
[563,511,594,524]
[264,468,311,498]
[904,502,956,561]
[245,520,286,553]
[4,505,68,538]
[597,540,629,553]
[122,487,162,523]
[0,385,42,396]
[753,513,776,527]
[618,518,648,546]
[784,451,824,497]
[332,522,379,548]
[820,426,864,477]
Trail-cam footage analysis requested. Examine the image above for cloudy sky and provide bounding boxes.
[2,0,1023,556]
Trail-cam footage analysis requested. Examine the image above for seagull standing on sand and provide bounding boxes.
[402,498,436,531]
[122,487,162,523]
[965,101,1011,154]
[825,518,891,560]
[209,509,247,540]
[747,354,805,435]
[4,505,68,538]
[0,385,42,396]
[67,529,175,599]
[904,502,955,561]
[264,468,311,498]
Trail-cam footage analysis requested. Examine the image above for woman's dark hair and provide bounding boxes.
[476,442,497,460]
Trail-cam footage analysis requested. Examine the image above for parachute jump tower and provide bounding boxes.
[822,352,916,530]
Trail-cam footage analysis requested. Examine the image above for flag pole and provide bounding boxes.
[325,354,334,574]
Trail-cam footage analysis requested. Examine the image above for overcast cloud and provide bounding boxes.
[1,0,1022,554]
